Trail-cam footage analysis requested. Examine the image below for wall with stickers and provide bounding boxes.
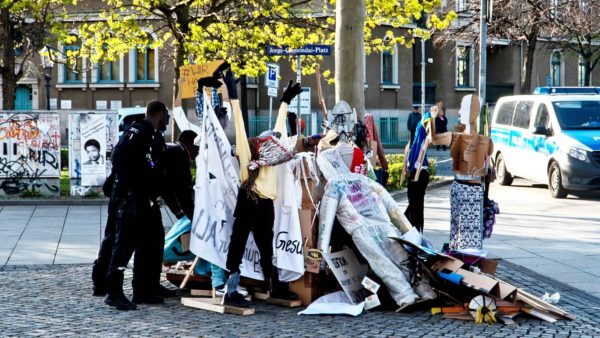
[0,112,61,197]
[68,111,118,197]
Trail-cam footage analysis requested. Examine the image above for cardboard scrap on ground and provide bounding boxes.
[324,247,368,305]
[428,255,573,324]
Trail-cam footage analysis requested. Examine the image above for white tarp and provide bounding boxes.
[273,157,305,282]
[80,114,107,186]
[189,93,263,280]
[297,291,365,316]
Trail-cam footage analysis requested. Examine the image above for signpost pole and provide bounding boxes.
[269,97,273,129]
[296,55,302,136]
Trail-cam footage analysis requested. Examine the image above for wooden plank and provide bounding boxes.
[181,297,255,316]
[181,297,225,314]
[252,291,302,307]
[253,291,270,300]
[521,308,558,323]
[190,289,213,297]
[266,298,302,308]
[516,289,575,320]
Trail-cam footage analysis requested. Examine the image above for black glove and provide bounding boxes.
[224,70,238,100]
[213,61,230,79]
[197,76,222,90]
[280,80,302,104]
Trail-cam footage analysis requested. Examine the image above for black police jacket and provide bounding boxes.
[111,119,165,207]
[161,142,194,220]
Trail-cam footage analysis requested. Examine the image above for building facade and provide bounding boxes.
[3,9,600,146]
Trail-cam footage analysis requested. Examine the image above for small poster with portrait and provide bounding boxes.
[80,114,107,186]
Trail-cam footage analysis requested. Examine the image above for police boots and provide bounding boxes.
[104,269,137,310]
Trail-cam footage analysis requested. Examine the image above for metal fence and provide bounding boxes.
[249,115,459,148]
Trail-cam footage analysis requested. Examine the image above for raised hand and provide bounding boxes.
[197,76,222,90]
[280,80,302,104]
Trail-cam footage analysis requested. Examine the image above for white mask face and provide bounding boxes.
[317,148,351,181]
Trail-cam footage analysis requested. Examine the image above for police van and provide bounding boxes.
[490,94,600,198]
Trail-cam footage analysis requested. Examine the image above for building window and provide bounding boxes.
[455,44,473,87]
[380,43,398,85]
[135,46,155,82]
[246,76,258,85]
[98,60,120,83]
[64,36,82,83]
[578,55,590,87]
[550,51,562,86]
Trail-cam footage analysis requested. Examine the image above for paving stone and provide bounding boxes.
[0,262,599,337]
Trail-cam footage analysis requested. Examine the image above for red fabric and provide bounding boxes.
[350,147,367,175]
[364,113,388,170]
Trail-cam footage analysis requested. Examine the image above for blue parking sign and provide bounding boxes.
[265,63,279,88]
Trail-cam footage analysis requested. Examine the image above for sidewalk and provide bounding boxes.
[0,204,176,265]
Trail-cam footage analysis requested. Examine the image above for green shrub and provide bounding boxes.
[60,169,70,196]
[385,153,437,191]
[61,148,69,170]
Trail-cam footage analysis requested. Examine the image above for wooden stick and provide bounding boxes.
[180,256,199,289]
[315,64,328,119]
[400,143,410,186]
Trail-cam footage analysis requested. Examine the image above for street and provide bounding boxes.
[408,176,600,299]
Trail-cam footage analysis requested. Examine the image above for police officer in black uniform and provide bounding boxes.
[161,130,198,221]
[103,100,170,310]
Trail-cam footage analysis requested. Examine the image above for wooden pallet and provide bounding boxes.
[190,289,214,297]
[252,291,303,308]
[181,297,255,316]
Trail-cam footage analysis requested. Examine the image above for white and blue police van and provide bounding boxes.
[491,93,600,198]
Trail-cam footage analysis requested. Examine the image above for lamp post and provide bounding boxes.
[40,47,54,110]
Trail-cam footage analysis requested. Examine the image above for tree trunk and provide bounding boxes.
[335,0,366,120]
[582,56,592,86]
[520,34,537,94]
[0,7,17,110]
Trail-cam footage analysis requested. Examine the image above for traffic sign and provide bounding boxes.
[265,63,279,88]
[266,45,332,56]
[287,87,311,115]
[267,87,278,97]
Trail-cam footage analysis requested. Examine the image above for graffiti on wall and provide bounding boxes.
[0,112,61,196]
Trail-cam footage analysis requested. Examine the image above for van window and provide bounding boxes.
[552,100,600,130]
[119,114,145,131]
[496,101,516,125]
[534,104,551,128]
[512,101,533,129]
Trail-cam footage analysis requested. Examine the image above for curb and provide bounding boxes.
[390,175,454,200]
[0,198,109,206]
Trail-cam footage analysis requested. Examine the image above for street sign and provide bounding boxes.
[265,63,279,88]
[287,87,311,115]
[267,87,278,97]
[266,44,332,56]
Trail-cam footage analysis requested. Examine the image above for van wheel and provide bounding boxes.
[496,154,513,186]
[548,162,568,198]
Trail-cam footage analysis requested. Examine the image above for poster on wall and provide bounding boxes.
[80,114,107,186]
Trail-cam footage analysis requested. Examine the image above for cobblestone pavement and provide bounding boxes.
[1,262,600,337]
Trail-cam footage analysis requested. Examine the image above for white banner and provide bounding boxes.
[273,158,305,282]
[190,92,263,280]
[80,114,106,186]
